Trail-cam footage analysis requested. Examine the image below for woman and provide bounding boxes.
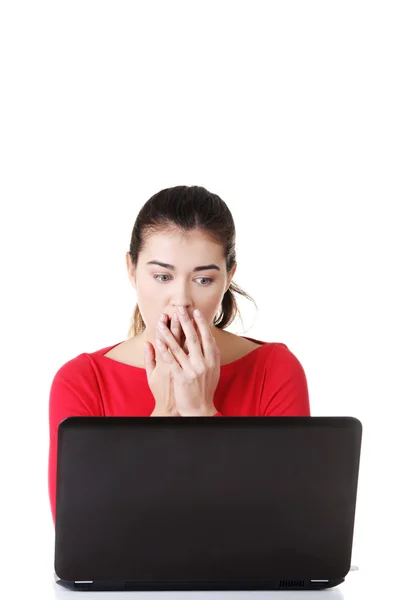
[48,185,310,523]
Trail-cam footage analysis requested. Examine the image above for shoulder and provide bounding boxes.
[260,343,310,416]
[51,341,118,381]
[265,342,307,375]
[49,349,105,409]
[235,337,308,386]
[226,333,299,369]
[51,351,96,385]
[49,350,104,420]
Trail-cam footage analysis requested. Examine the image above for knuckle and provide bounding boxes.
[182,369,195,381]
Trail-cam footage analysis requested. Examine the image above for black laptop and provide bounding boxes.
[54,416,362,591]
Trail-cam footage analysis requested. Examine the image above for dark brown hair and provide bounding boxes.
[127,185,257,338]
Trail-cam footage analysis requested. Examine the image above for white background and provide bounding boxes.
[1,1,399,595]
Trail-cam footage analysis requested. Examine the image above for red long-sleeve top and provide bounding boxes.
[48,337,310,524]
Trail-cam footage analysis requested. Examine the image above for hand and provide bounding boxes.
[155,307,221,417]
[144,314,185,416]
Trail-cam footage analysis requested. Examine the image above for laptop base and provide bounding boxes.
[55,576,345,591]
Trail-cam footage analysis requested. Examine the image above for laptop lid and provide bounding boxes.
[54,416,362,591]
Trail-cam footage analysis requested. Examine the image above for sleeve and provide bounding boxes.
[260,344,311,416]
[48,356,104,526]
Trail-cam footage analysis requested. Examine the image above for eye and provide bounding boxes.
[153,274,170,283]
[153,274,214,286]
[196,277,214,286]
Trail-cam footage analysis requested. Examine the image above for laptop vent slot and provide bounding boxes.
[279,580,305,589]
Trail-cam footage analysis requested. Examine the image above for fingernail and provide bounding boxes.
[194,309,201,317]
[173,312,179,321]
[178,306,186,314]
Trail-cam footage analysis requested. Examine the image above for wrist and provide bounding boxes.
[150,409,180,417]
[179,406,218,417]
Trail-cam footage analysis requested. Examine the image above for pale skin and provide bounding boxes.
[125,228,237,416]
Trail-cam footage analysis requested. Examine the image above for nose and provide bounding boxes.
[170,283,194,314]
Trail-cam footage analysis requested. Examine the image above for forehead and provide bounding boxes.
[142,230,224,259]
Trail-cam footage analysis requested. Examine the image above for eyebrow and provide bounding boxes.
[146,260,221,272]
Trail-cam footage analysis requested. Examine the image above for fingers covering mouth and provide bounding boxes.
[163,315,200,334]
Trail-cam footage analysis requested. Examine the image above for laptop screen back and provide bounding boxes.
[55,416,362,584]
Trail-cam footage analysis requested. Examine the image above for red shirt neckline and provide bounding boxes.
[97,336,268,373]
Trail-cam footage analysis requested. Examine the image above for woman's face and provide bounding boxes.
[126,229,236,342]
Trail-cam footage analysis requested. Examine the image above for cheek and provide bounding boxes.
[202,299,222,320]
[136,299,161,327]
